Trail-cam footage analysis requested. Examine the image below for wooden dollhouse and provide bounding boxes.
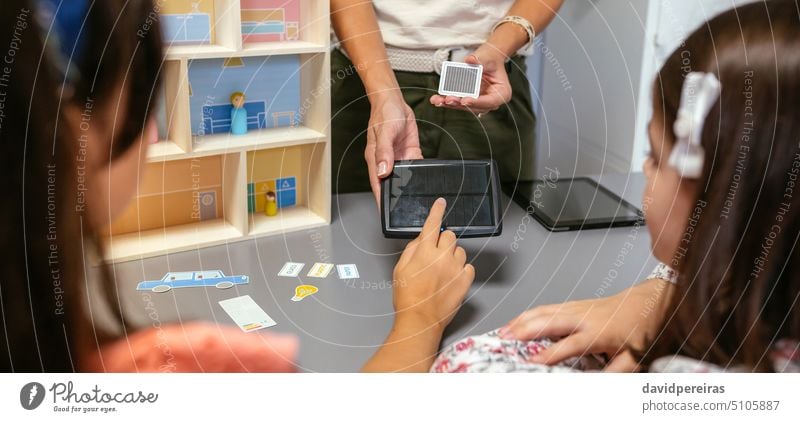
[105,0,330,262]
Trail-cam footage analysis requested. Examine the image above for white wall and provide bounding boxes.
[531,0,651,178]
[631,0,757,170]
[528,0,756,178]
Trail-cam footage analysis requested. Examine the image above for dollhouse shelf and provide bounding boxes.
[147,126,326,162]
[105,205,328,262]
[248,206,327,236]
[239,41,327,57]
[104,0,332,262]
[106,218,243,262]
[166,41,326,60]
[165,44,236,60]
[191,126,326,158]
[148,140,186,161]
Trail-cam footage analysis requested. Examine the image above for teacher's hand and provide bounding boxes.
[392,198,475,333]
[366,93,423,207]
[429,44,512,116]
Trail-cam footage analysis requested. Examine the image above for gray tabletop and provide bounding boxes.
[112,173,658,372]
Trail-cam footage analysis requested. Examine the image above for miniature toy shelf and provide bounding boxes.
[106,219,244,262]
[165,44,236,60]
[106,142,329,262]
[162,0,328,59]
[245,142,328,236]
[240,40,327,56]
[249,206,327,236]
[148,140,187,161]
[166,41,326,60]
[191,126,326,158]
[103,0,330,262]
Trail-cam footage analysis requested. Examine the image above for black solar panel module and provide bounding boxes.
[381,159,502,238]
[443,66,478,94]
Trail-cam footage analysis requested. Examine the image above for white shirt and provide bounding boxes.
[372,0,516,50]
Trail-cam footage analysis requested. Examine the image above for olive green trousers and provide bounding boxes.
[330,49,537,193]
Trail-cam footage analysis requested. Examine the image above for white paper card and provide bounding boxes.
[278,262,305,277]
[219,295,276,332]
[336,264,360,279]
[307,263,334,278]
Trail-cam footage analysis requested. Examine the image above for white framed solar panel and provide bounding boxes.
[438,61,483,98]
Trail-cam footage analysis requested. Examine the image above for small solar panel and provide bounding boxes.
[381,159,502,238]
[438,61,483,98]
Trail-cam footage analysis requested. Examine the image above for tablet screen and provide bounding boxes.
[518,178,640,227]
[382,160,501,237]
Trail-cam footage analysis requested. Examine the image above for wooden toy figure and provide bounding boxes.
[230,91,248,135]
[264,191,278,216]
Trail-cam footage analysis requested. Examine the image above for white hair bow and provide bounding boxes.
[668,72,721,178]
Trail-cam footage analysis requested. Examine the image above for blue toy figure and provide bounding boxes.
[230,91,248,135]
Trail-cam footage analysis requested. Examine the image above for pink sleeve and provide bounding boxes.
[85,322,299,373]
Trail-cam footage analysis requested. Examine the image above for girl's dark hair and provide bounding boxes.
[640,0,800,371]
[0,0,162,371]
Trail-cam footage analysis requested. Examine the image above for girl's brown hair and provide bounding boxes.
[0,0,162,371]
[640,0,800,371]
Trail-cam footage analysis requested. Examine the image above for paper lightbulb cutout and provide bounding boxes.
[291,285,318,302]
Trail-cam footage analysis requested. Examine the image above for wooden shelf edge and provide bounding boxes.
[104,207,329,263]
[104,219,242,262]
[190,126,327,158]
[166,41,326,60]
[239,41,327,57]
[147,140,186,162]
[165,44,237,60]
[247,206,328,237]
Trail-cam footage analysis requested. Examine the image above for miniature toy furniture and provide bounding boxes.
[272,110,297,127]
[160,1,214,45]
[162,13,213,44]
[240,1,301,43]
[104,0,330,262]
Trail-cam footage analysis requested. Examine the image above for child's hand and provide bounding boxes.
[392,198,476,332]
[499,278,674,371]
[362,199,475,372]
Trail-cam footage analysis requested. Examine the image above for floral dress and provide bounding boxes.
[431,330,602,373]
[431,264,800,373]
[430,330,799,373]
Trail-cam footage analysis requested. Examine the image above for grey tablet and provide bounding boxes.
[506,177,643,232]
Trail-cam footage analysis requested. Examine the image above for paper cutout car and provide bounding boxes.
[137,270,249,293]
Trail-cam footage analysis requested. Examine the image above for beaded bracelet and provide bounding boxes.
[491,15,536,55]
[648,262,679,284]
